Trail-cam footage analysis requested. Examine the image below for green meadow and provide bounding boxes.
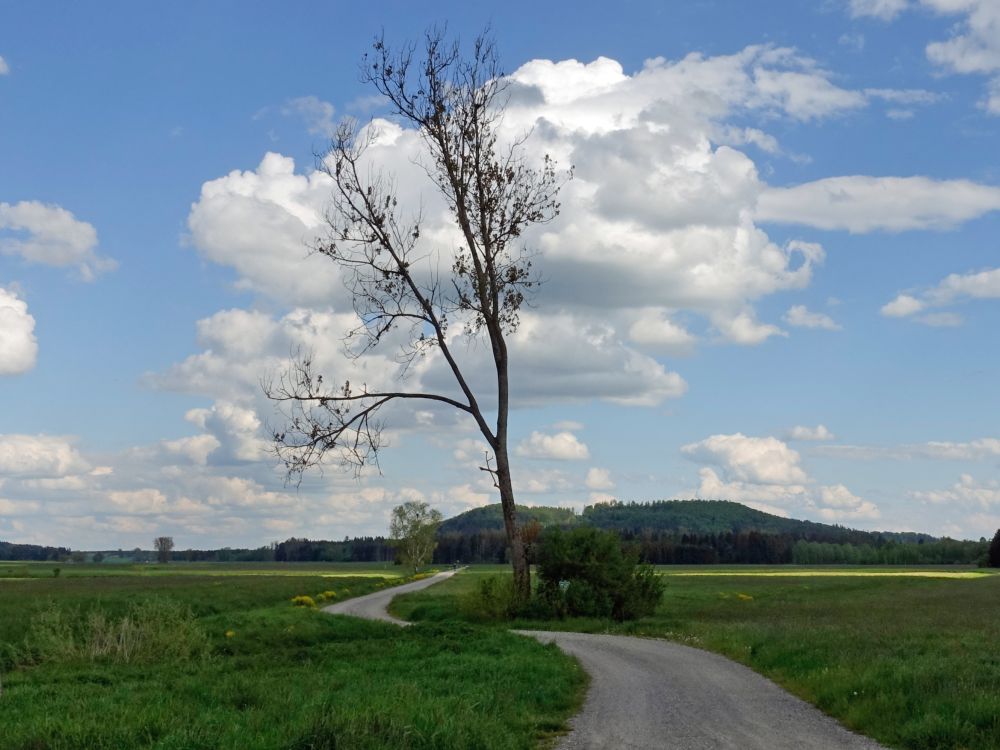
[0,563,583,750]
[5,562,998,750]
[393,565,1000,750]
[0,561,403,579]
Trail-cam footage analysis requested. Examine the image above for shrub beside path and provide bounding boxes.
[323,571,887,750]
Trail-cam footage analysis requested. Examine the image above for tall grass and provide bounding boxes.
[0,569,583,749]
[19,597,209,666]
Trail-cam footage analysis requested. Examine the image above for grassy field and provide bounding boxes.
[0,561,404,579]
[393,565,1000,750]
[0,562,584,750]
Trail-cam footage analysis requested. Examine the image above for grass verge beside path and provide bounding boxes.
[0,567,584,749]
[392,566,1000,750]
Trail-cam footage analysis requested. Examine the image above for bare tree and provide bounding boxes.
[153,536,174,564]
[266,28,566,601]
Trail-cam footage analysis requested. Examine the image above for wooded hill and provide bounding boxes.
[441,499,934,542]
[434,500,987,566]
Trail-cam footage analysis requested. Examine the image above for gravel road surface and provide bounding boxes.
[519,630,887,750]
[322,573,886,749]
[321,569,456,625]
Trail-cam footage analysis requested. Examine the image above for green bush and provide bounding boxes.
[459,574,518,621]
[536,527,664,621]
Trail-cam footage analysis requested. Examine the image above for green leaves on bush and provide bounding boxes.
[536,527,664,621]
[460,575,518,621]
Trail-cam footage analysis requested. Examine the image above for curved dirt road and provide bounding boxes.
[321,569,456,625]
[324,572,886,749]
[520,630,886,750]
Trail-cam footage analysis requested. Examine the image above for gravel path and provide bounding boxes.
[323,572,887,749]
[519,630,887,750]
[320,569,457,625]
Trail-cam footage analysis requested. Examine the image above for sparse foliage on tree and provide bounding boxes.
[266,27,567,601]
[154,536,174,564]
[989,529,1000,568]
[389,501,443,573]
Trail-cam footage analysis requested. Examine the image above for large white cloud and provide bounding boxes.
[186,154,342,306]
[758,177,1000,232]
[0,55,9,75]
[0,287,37,375]
[0,201,115,280]
[187,47,883,353]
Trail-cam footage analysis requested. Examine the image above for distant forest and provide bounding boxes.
[1,500,990,566]
[434,501,988,566]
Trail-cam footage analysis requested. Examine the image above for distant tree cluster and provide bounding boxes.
[274,537,395,563]
[0,541,71,561]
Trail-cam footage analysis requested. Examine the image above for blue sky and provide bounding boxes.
[2,0,999,548]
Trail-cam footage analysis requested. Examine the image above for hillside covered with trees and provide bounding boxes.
[434,500,987,566]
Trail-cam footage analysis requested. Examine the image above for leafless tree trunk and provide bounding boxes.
[266,28,566,603]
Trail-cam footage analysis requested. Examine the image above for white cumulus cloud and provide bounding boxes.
[0,287,37,375]
[0,201,115,280]
[685,432,878,522]
[516,431,591,461]
[817,484,880,520]
[682,433,808,485]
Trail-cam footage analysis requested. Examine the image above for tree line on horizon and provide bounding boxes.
[4,499,994,566]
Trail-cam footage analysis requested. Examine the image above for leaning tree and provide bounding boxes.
[266,29,566,601]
